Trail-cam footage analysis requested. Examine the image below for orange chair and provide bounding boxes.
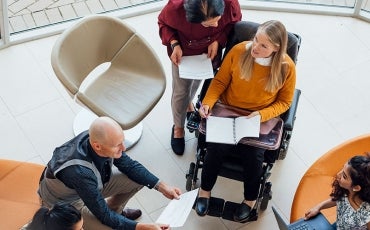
[0,159,44,229]
[290,133,370,224]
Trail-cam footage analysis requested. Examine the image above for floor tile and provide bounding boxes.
[1,8,370,230]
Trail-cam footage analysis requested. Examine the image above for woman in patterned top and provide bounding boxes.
[305,153,370,229]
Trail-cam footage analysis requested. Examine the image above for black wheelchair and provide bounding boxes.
[185,21,302,222]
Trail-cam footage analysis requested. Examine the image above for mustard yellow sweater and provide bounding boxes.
[202,41,296,122]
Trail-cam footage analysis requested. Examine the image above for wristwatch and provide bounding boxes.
[171,41,180,50]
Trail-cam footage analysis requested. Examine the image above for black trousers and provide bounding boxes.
[200,142,265,201]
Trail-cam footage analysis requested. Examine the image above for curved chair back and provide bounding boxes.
[51,15,166,129]
[0,159,44,229]
[290,134,370,223]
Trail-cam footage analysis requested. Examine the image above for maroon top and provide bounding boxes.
[158,0,242,58]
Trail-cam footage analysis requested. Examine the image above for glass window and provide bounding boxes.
[0,0,4,44]
[258,0,356,8]
[1,0,370,40]
[362,0,370,12]
[7,0,161,35]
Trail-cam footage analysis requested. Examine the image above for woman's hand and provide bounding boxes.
[199,104,210,118]
[207,41,219,60]
[246,111,260,119]
[304,198,335,220]
[170,46,183,65]
[304,206,320,220]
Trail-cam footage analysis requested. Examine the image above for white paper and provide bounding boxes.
[179,54,213,80]
[206,116,235,144]
[206,115,261,144]
[155,188,199,227]
[234,115,261,141]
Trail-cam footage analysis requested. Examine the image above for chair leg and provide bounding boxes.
[73,108,143,150]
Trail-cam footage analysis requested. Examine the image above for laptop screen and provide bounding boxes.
[272,206,289,230]
[272,206,334,230]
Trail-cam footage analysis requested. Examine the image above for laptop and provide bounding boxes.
[272,206,334,230]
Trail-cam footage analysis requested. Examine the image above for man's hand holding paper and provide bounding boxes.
[156,189,199,227]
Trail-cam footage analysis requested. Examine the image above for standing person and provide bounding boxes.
[26,203,83,230]
[194,20,296,222]
[158,0,242,155]
[38,116,181,230]
[305,153,370,229]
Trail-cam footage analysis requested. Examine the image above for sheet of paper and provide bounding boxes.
[156,188,199,227]
[206,116,236,144]
[179,54,213,80]
[235,115,261,141]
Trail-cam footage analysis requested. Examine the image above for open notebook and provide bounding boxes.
[199,102,284,150]
[206,115,260,144]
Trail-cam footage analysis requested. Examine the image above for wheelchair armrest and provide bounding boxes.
[281,89,301,131]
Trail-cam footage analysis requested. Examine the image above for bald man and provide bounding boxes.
[38,116,181,230]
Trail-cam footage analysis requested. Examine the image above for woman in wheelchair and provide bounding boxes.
[194,20,296,222]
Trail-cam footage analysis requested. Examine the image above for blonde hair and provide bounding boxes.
[239,20,288,92]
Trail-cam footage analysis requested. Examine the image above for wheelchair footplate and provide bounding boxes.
[193,197,258,222]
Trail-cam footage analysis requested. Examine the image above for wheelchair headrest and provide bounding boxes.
[224,21,301,64]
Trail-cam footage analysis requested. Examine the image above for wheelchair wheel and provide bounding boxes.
[278,147,288,160]
[278,131,292,160]
[260,182,272,211]
[195,129,199,138]
[186,162,196,191]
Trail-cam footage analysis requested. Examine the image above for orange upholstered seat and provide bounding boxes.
[290,133,370,224]
[0,159,44,229]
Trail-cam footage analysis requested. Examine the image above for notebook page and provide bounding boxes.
[234,115,261,142]
[206,116,236,144]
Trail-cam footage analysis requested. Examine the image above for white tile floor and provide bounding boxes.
[1,9,370,230]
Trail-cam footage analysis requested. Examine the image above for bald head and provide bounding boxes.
[89,116,123,146]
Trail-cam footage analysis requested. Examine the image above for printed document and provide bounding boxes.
[179,54,213,79]
[206,115,261,144]
[156,188,198,227]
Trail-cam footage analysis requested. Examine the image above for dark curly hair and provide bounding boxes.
[331,152,370,204]
[184,0,225,23]
[28,203,82,230]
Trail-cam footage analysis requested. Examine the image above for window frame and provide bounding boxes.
[0,0,369,49]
